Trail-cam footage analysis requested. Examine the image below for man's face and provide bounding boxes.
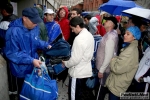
[140,24,147,32]
[71,11,79,19]
[23,16,37,29]
[45,13,54,22]
[59,9,66,18]
[123,22,128,29]
[0,9,6,17]
[127,19,134,28]
[84,18,89,25]
[104,20,114,29]
[70,25,79,34]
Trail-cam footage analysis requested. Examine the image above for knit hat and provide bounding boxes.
[127,26,141,40]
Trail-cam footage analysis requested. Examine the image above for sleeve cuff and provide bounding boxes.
[63,61,69,68]
[31,58,34,64]
[143,76,150,83]
[99,68,104,73]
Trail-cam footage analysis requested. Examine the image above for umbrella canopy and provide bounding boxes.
[81,11,100,17]
[81,11,91,17]
[99,0,140,15]
[122,7,150,20]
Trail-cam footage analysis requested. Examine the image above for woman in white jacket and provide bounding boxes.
[62,16,95,100]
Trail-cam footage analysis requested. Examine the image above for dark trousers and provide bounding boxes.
[109,91,120,100]
[7,65,17,92]
[127,79,150,92]
[17,77,24,94]
[16,77,24,99]
[5,57,17,93]
[68,77,94,100]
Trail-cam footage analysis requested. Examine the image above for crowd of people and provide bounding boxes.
[0,1,150,100]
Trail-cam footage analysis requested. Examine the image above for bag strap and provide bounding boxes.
[39,56,45,62]
[29,67,51,82]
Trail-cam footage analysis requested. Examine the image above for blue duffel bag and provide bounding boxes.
[20,67,58,100]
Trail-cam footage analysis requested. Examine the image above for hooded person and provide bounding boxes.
[95,15,106,36]
[55,7,70,41]
[106,26,141,99]
[88,17,99,35]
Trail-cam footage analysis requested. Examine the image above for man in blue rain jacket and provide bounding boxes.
[4,7,51,94]
[44,8,62,45]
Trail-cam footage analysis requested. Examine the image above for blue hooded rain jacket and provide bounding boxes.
[45,20,62,44]
[4,18,49,77]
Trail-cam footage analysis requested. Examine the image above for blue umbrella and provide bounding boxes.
[81,11,91,17]
[98,0,141,15]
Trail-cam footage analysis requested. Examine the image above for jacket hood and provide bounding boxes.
[56,7,69,20]
[45,20,55,26]
[95,15,101,23]
[9,18,37,31]
[9,18,24,28]
[2,14,18,22]
[35,7,43,19]
[89,17,99,34]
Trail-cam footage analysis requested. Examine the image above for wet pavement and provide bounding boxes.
[57,76,69,100]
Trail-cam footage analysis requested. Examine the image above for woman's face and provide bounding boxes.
[124,30,135,43]
[59,9,66,18]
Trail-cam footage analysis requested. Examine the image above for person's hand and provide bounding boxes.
[112,57,115,60]
[62,60,65,68]
[47,45,52,49]
[138,77,144,82]
[98,72,103,78]
[33,59,42,68]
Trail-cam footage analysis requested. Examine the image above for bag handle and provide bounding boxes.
[39,56,48,72]
[39,56,45,62]
[29,67,51,85]
[29,67,39,81]
[28,67,52,90]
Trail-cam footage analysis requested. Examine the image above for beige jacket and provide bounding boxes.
[106,40,139,97]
